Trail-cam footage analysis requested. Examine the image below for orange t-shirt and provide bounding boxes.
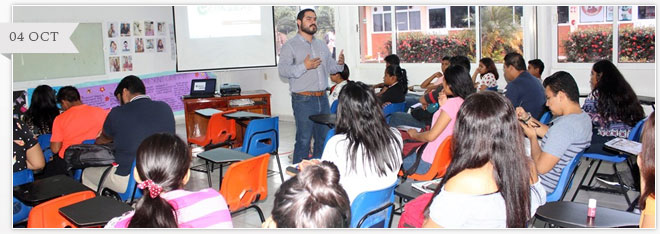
[51,104,109,157]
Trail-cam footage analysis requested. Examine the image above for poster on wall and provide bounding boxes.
[122,55,133,71]
[133,21,144,36]
[157,38,165,52]
[107,22,118,38]
[120,22,131,37]
[13,90,27,120]
[157,22,166,36]
[145,20,155,36]
[135,37,145,53]
[146,38,155,53]
[606,6,614,22]
[109,56,120,72]
[580,6,605,23]
[619,6,633,21]
[120,39,132,53]
[109,39,118,55]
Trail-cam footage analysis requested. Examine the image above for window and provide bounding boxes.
[556,5,654,63]
[395,6,421,31]
[373,6,392,32]
[450,6,475,28]
[618,6,655,63]
[480,6,524,62]
[429,8,446,29]
[274,6,336,58]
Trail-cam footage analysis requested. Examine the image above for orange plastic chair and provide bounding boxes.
[188,109,237,149]
[219,153,269,223]
[27,191,96,228]
[399,136,453,181]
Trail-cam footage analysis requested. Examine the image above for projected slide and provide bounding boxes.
[188,6,261,38]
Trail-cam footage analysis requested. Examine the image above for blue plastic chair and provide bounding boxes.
[322,128,336,152]
[546,152,584,202]
[13,169,34,187]
[37,134,53,162]
[330,100,339,114]
[233,117,283,183]
[570,118,647,206]
[383,102,406,124]
[13,170,35,225]
[100,160,143,203]
[350,181,398,228]
[539,111,553,125]
[486,85,499,91]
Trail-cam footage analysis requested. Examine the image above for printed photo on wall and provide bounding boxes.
[122,56,133,71]
[157,22,166,36]
[121,39,132,53]
[135,38,145,53]
[145,38,155,52]
[109,56,120,72]
[109,39,118,55]
[120,22,131,37]
[133,21,144,36]
[107,22,118,38]
[145,20,154,36]
[157,38,165,52]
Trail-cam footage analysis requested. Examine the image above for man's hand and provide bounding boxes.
[337,49,344,65]
[515,107,528,120]
[304,54,322,70]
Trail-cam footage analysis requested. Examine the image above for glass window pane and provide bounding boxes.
[274,6,300,57]
[383,6,391,12]
[619,6,655,63]
[480,6,523,63]
[557,6,613,63]
[558,6,569,24]
[384,13,392,31]
[451,6,468,28]
[360,6,393,63]
[395,6,408,10]
[410,11,421,30]
[469,6,475,28]
[429,8,446,29]
[515,6,523,24]
[396,12,408,31]
[373,14,383,32]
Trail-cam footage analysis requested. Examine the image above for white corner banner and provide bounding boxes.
[0,23,79,54]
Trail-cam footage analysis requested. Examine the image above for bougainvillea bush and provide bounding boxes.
[384,30,476,63]
[562,29,613,63]
[618,26,655,63]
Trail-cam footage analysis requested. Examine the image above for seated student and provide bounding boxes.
[471,57,499,91]
[403,65,475,174]
[582,60,645,155]
[403,56,451,111]
[23,85,59,136]
[13,118,46,173]
[263,161,351,228]
[423,91,546,228]
[106,133,232,228]
[517,71,592,193]
[638,112,655,228]
[377,64,408,104]
[372,54,401,89]
[528,59,545,81]
[303,81,402,203]
[44,86,108,176]
[328,64,349,105]
[503,52,546,119]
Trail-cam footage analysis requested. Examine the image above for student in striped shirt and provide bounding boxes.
[517,71,592,193]
[106,133,232,228]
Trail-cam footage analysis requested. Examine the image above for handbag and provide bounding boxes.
[63,143,116,172]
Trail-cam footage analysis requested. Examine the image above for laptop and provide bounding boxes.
[184,79,217,99]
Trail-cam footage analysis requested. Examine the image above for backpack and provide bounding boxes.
[398,192,434,228]
[63,143,115,173]
[399,130,428,180]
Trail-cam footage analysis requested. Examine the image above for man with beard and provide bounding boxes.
[278,9,345,164]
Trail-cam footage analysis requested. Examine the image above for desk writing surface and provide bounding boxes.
[223,111,270,119]
[59,196,133,227]
[197,147,253,163]
[195,108,223,117]
[13,175,91,205]
[534,201,640,228]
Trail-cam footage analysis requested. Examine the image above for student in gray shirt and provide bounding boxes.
[517,71,592,193]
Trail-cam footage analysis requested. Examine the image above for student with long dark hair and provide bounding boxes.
[377,64,408,104]
[582,60,645,155]
[263,161,351,228]
[23,85,60,136]
[423,91,546,228]
[638,112,655,228]
[106,133,232,228]
[404,65,475,174]
[308,81,403,203]
[471,57,499,91]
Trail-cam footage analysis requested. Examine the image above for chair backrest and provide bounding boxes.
[37,134,51,151]
[350,181,398,228]
[404,136,453,181]
[13,169,34,187]
[14,197,32,225]
[546,152,584,202]
[539,111,553,125]
[219,153,270,212]
[383,102,406,123]
[27,190,96,228]
[208,109,237,145]
[486,85,499,91]
[240,117,279,156]
[330,100,339,114]
[629,118,647,142]
[322,128,336,151]
[116,160,143,202]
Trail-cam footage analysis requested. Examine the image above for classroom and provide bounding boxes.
[11,4,656,229]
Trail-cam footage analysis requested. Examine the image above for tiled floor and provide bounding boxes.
[176,119,640,228]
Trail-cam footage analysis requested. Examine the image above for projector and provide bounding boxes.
[220,83,241,96]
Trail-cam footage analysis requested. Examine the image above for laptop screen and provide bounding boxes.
[189,79,216,96]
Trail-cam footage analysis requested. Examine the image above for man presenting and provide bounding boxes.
[278,8,345,164]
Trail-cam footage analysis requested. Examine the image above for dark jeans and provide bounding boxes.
[291,93,330,164]
[404,93,422,112]
[388,112,427,129]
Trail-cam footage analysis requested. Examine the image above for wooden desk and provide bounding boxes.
[183,90,271,145]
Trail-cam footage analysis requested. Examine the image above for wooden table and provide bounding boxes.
[183,90,271,146]
[13,175,91,206]
[59,196,133,227]
[534,201,640,228]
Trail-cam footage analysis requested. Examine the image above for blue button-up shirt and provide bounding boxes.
[278,33,343,93]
